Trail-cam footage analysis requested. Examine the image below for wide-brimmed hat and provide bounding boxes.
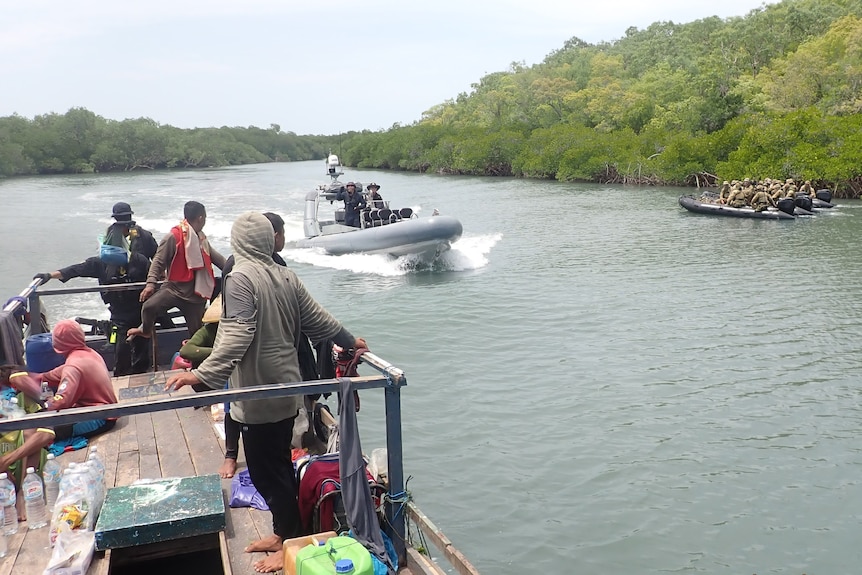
[368,182,380,190]
[202,295,222,324]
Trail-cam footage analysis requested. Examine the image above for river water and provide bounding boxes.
[1,162,861,574]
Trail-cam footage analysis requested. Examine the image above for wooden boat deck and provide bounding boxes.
[1,371,448,575]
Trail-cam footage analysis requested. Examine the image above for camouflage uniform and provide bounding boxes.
[799,181,815,198]
[769,183,785,202]
[727,187,748,208]
[718,181,731,204]
[742,182,756,203]
[750,189,772,212]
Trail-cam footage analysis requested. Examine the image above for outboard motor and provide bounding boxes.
[815,189,832,203]
[794,195,813,212]
[776,197,796,215]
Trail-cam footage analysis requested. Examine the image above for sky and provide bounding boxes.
[1,0,773,135]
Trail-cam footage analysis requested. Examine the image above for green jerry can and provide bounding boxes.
[295,535,374,575]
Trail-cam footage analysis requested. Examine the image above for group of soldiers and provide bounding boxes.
[709,178,818,212]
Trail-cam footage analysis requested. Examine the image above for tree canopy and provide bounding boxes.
[336,0,862,197]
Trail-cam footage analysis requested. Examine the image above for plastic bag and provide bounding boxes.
[44,530,95,575]
[367,448,388,485]
[229,469,269,511]
[98,245,128,267]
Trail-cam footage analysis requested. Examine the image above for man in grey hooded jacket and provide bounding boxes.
[167,212,364,573]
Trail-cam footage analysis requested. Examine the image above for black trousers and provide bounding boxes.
[240,416,301,539]
[225,411,240,460]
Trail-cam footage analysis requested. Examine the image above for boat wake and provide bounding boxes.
[282,232,501,276]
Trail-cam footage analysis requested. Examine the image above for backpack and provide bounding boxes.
[296,453,385,534]
[129,226,158,260]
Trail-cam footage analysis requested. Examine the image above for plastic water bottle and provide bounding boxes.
[42,454,62,514]
[0,472,16,535]
[7,397,24,419]
[22,467,48,529]
[88,446,106,480]
[87,448,107,512]
[0,505,6,558]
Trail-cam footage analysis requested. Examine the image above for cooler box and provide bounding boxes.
[25,333,65,373]
[295,535,373,575]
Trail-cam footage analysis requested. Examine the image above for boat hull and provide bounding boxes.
[296,215,463,259]
[678,195,795,220]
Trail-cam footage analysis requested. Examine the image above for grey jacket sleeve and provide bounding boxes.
[191,274,256,388]
[289,271,344,343]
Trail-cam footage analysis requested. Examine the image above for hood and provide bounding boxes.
[231,212,275,268]
[52,319,87,355]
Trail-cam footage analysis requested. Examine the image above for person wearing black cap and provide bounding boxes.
[335,182,366,228]
[109,202,158,260]
[366,182,385,209]
[31,202,158,376]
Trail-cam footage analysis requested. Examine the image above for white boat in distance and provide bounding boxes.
[294,154,463,260]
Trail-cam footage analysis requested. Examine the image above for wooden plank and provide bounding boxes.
[89,550,111,575]
[5,523,52,574]
[219,530,233,575]
[114,414,142,486]
[176,401,225,477]
[0,530,27,575]
[223,504,264,575]
[406,547,448,575]
[151,408,195,478]
[135,411,160,481]
[406,502,480,575]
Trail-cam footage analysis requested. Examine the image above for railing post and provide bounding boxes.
[384,378,407,567]
[27,293,45,335]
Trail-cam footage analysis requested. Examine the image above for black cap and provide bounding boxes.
[112,202,134,218]
[111,202,136,225]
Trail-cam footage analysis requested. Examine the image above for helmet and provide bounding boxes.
[346,181,356,187]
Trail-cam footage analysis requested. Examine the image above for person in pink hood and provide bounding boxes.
[37,319,119,437]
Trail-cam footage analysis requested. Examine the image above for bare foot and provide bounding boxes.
[245,534,282,553]
[253,553,284,573]
[126,327,151,342]
[218,458,238,479]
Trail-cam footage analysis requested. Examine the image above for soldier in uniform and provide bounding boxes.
[799,180,815,198]
[726,185,748,208]
[739,179,754,203]
[718,181,731,204]
[750,186,773,212]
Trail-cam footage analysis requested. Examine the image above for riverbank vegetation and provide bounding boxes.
[338,0,862,197]
[0,112,332,176]
[2,0,861,197]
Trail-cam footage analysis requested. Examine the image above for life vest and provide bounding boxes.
[167,225,214,285]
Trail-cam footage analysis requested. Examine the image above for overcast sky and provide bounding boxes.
[1,0,771,135]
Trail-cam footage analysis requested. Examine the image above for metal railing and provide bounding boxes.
[1,281,409,564]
